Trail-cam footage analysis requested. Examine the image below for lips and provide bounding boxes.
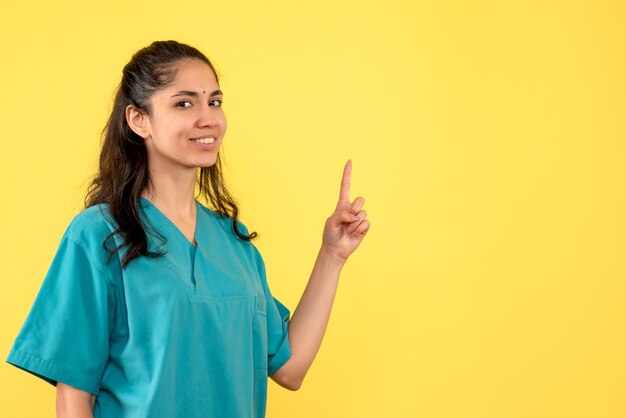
[190,137,216,144]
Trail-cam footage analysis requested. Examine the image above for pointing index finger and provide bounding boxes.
[339,159,352,203]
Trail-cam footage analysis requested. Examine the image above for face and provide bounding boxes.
[133,59,227,172]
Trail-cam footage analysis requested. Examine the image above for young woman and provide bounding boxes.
[6,40,370,417]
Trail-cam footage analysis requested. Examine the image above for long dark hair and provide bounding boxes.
[85,40,257,269]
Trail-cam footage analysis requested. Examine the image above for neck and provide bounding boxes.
[142,164,198,217]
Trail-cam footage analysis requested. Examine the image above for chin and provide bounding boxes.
[195,159,218,168]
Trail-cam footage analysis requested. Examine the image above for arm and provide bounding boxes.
[270,247,345,391]
[56,382,95,418]
[271,160,370,390]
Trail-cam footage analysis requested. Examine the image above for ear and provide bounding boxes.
[125,105,151,139]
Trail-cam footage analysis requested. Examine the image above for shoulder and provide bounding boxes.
[196,203,261,260]
[65,203,117,245]
[197,202,252,240]
[61,204,121,271]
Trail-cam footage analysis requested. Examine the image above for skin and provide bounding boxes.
[56,58,370,415]
[56,382,95,417]
[270,158,369,390]
[127,58,227,236]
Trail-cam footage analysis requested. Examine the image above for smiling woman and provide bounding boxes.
[5,40,370,418]
[126,59,227,171]
[90,42,245,267]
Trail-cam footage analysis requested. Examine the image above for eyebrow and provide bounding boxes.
[170,89,223,98]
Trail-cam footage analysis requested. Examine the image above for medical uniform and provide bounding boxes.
[6,197,292,417]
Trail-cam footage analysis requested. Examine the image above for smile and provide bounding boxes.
[190,137,215,144]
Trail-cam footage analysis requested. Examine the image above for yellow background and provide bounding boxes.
[1,1,625,417]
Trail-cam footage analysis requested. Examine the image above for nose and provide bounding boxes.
[197,102,219,128]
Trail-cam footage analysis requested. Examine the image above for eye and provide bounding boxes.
[209,99,223,107]
[176,101,192,108]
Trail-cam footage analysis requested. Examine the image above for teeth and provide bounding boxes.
[191,137,215,144]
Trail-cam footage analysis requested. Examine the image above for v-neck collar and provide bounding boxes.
[139,196,199,249]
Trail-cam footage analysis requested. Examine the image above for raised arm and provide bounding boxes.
[271,160,370,390]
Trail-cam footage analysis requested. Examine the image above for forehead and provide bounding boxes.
[163,59,219,92]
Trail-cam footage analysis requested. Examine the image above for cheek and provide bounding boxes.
[165,116,194,136]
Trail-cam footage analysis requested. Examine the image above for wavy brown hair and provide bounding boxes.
[85,40,256,269]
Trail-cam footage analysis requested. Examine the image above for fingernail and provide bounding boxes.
[351,215,359,221]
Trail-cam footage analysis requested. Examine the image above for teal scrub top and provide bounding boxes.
[6,197,292,417]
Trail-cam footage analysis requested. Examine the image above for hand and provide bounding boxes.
[322,160,370,262]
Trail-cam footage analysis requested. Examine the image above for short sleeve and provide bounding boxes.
[240,221,292,376]
[266,295,292,376]
[6,232,115,395]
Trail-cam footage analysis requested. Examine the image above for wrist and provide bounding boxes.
[318,245,347,270]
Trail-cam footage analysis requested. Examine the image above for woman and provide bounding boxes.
[6,40,370,417]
